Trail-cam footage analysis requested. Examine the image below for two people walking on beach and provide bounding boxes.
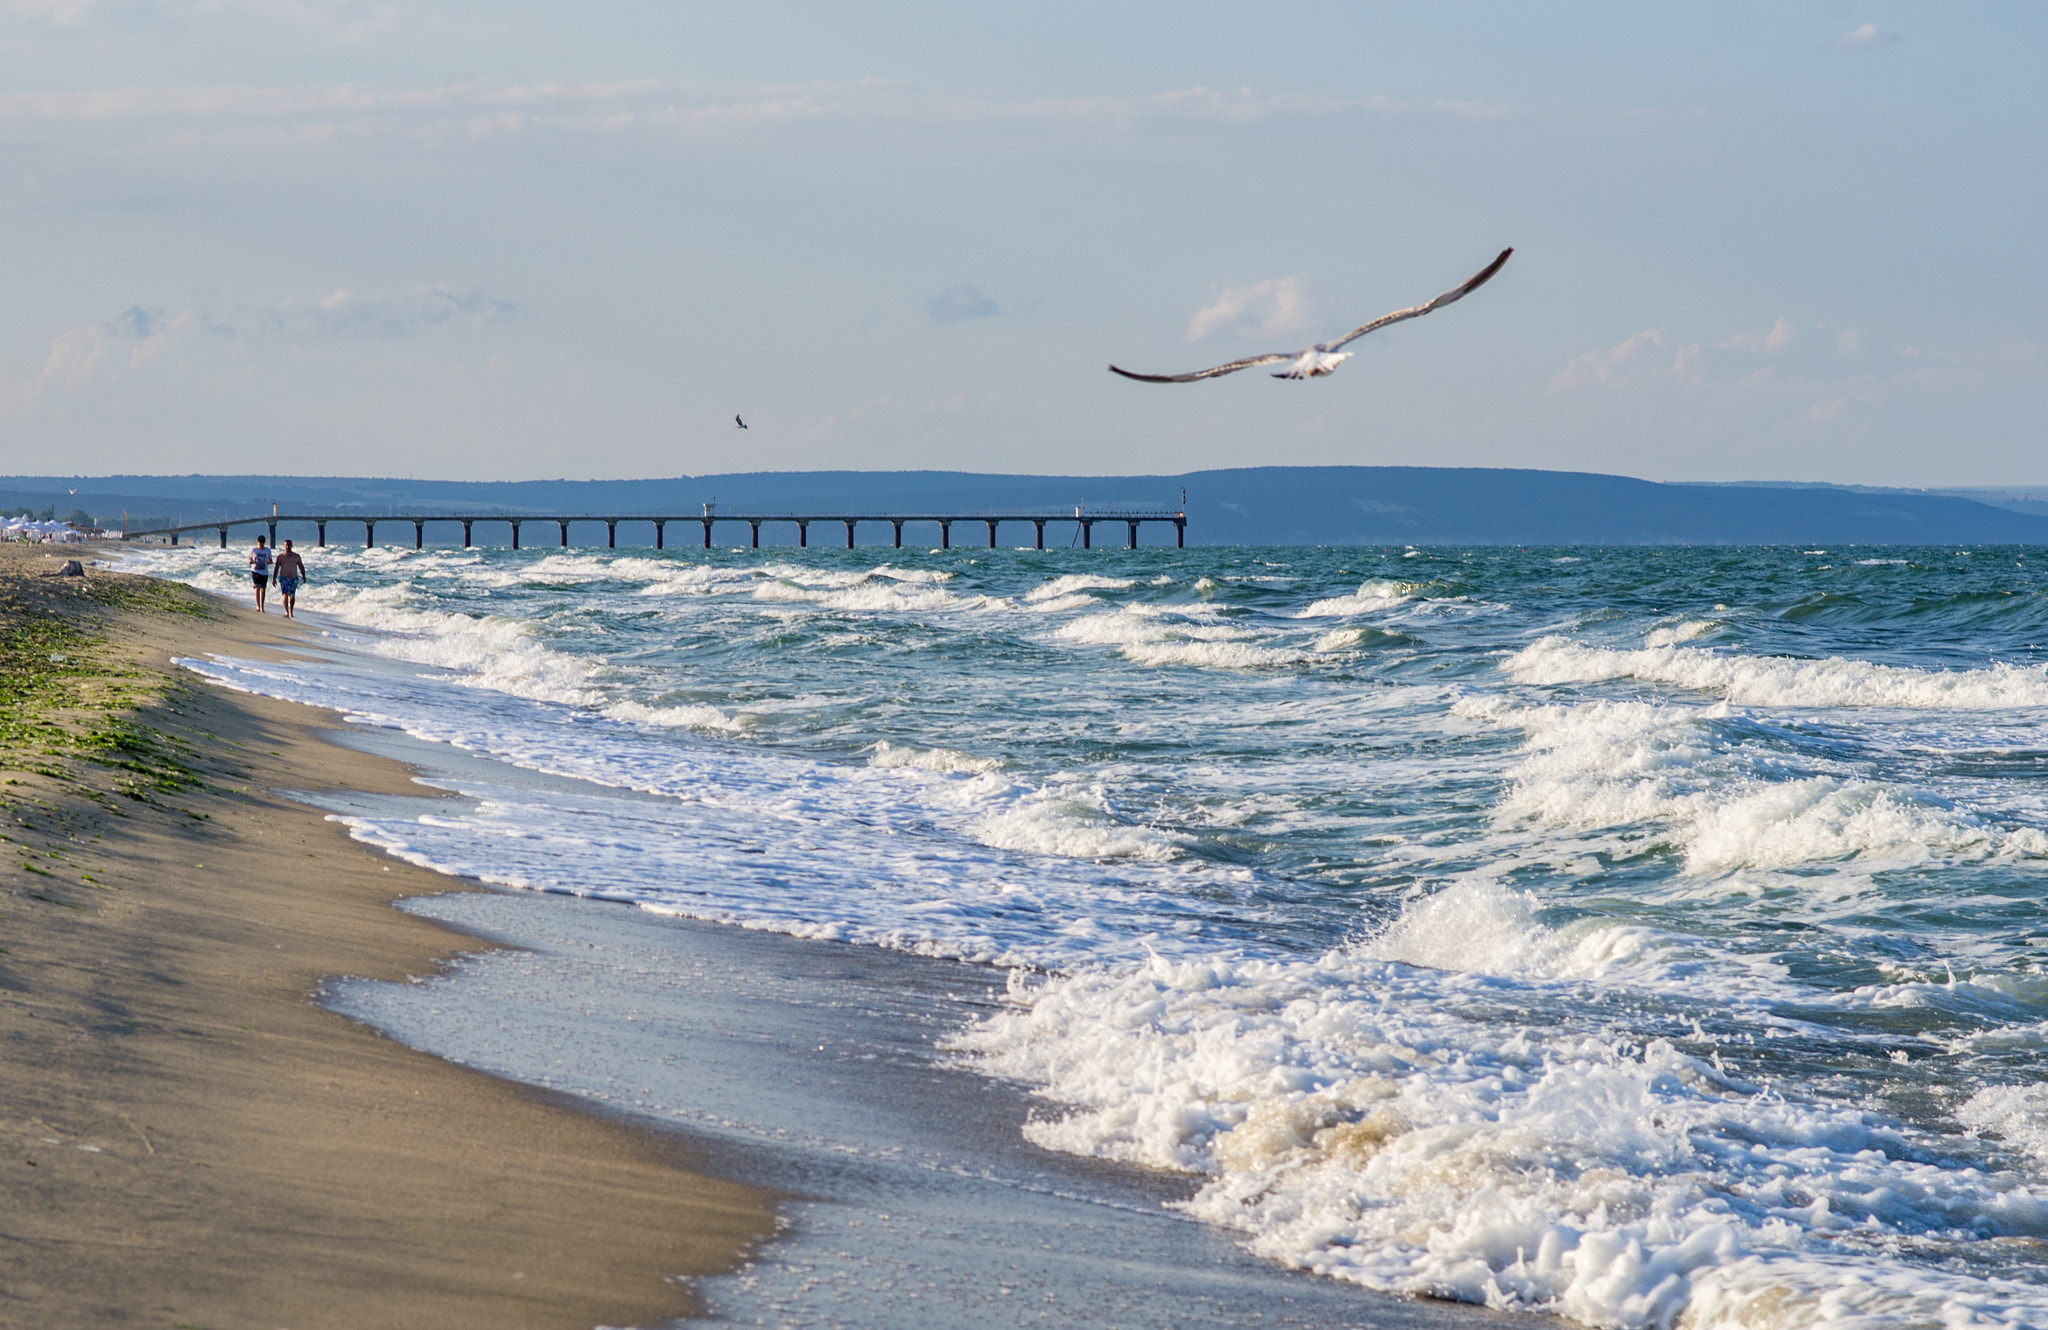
[249,537,309,617]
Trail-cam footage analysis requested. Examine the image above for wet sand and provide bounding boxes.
[0,544,776,1330]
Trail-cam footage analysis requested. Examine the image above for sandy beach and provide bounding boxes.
[0,543,775,1330]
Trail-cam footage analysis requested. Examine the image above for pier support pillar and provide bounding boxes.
[415,521,424,550]
[461,520,472,548]
[1033,520,1045,550]
[317,521,326,547]
[510,521,521,550]
[702,520,715,550]
[268,520,278,548]
[845,519,857,548]
[1127,520,1138,550]
[607,521,617,549]
[1175,518,1185,549]
[797,520,808,548]
[892,521,903,549]
[365,520,376,549]
[749,521,760,549]
[558,520,570,548]
[655,521,668,550]
[986,520,999,548]
[939,521,951,549]
[170,532,178,546]
[1081,520,1092,549]
[218,528,228,549]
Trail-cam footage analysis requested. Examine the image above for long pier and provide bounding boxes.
[122,509,1187,551]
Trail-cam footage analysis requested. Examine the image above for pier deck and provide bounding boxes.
[121,510,1187,551]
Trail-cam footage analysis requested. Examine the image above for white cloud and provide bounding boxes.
[0,78,1516,155]
[1546,315,2046,443]
[2,0,94,24]
[265,285,517,338]
[982,85,1515,128]
[1836,23,1900,49]
[3,0,408,43]
[16,303,204,405]
[1186,276,1312,343]
[1719,316,1795,354]
[7,286,511,411]
[1547,328,1665,391]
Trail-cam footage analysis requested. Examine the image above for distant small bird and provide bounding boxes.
[1110,248,1512,383]
[735,415,748,429]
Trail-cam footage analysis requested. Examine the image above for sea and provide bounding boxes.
[124,539,2048,1329]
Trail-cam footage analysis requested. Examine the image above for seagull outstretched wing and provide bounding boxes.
[1109,353,1296,384]
[1108,248,1512,384]
[1324,248,1512,352]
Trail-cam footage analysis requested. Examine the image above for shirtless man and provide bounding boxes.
[273,540,308,619]
[248,536,273,612]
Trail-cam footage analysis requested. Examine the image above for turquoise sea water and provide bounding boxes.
[133,541,2048,1328]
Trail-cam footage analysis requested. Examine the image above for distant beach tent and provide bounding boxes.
[1109,247,1512,383]
[3,518,89,542]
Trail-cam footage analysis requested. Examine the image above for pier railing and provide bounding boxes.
[120,509,1188,551]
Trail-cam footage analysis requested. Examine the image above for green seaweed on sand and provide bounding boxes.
[0,576,205,800]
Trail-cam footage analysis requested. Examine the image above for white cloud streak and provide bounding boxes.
[266,285,517,339]
[3,0,94,24]
[1186,276,1312,343]
[3,0,405,42]
[1546,316,2045,435]
[1547,328,1665,390]
[0,78,1516,153]
[1836,23,1901,49]
[7,285,515,411]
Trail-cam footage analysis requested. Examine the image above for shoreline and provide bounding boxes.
[70,543,1528,1330]
[0,544,777,1329]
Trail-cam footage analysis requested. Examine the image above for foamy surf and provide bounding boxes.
[954,946,2048,1330]
[122,541,2048,1329]
[1506,636,2048,709]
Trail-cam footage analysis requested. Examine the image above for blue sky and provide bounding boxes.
[2,2,2042,484]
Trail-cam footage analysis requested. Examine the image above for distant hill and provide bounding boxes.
[9,467,2048,547]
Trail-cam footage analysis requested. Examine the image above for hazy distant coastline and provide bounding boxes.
[11,467,2048,547]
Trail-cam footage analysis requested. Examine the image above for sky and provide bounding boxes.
[1,2,2043,485]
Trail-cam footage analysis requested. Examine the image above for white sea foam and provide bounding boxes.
[1641,619,1717,648]
[754,576,997,614]
[1364,880,1669,983]
[518,553,619,583]
[868,740,1000,774]
[1026,573,1136,602]
[1506,636,2048,709]
[1296,580,1419,618]
[606,699,745,731]
[1054,608,1307,669]
[1025,593,1098,613]
[1458,695,2048,878]
[954,952,2048,1330]
[1960,1084,2048,1163]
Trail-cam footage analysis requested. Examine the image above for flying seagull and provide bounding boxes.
[735,414,748,429]
[1110,248,1512,383]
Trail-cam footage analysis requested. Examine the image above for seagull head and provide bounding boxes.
[1272,348,1352,379]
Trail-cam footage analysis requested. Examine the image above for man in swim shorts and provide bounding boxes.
[273,539,307,619]
[248,535,272,612]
